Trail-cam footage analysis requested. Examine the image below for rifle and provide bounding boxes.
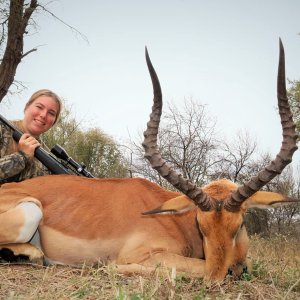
[0,114,95,178]
[50,144,94,178]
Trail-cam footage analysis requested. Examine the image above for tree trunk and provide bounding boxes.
[0,0,37,102]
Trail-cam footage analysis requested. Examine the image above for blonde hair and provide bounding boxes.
[24,89,62,124]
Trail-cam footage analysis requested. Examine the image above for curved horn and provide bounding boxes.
[142,47,214,211]
[225,39,298,211]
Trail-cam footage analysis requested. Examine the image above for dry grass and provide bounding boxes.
[0,236,299,300]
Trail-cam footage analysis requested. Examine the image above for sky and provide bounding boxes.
[1,0,300,168]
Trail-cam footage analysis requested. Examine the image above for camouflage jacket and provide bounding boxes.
[0,120,50,183]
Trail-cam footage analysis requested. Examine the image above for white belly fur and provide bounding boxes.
[38,225,125,265]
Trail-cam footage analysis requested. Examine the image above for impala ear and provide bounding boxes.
[142,195,196,215]
[242,191,299,209]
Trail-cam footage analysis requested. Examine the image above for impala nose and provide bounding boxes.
[227,263,248,279]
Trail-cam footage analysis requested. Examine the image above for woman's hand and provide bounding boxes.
[18,133,41,158]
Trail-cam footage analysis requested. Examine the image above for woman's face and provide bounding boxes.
[23,95,59,137]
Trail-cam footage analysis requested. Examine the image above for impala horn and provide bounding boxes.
[225,39,298,211]
[142,47,214,211]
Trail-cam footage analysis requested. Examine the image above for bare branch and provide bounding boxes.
[21,47,37,58]
[37,3,89,45]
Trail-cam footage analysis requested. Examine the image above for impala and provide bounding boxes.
[0,40,298,281]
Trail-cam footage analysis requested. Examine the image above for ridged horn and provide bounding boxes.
[142,47,214,211]
[225,39,298,212]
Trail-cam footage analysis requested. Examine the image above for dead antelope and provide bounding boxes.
[0,40,298,281]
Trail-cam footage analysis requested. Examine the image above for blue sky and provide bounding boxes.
[1,0,300,167]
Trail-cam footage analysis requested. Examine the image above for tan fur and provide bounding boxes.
[0,204,26,243]
[202,179,238,200]
[196,208,246,280]
[0,175,293,281]
[243,191,289,209]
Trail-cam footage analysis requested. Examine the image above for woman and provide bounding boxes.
[0,89,62,184]
[0,89,62,251]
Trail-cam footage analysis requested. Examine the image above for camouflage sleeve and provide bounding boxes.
[0,123,30,180]
[0,123,52,181]
[0,151,29,179]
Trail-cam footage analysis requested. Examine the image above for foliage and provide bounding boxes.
[43,103,129,178]
[288,79,300,140]
[245,166,300,237]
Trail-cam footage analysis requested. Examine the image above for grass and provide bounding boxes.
[0,235,299,299]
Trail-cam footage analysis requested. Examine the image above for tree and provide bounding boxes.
[211,131,257,183]
[0,0,38,102]
[129,98,220,189]
[0,0,86,102]
[265,166,300,236]
[43,103,129,178]
[288,79,300,139]
[244,162,300,237]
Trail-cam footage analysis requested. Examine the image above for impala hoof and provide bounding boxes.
[0,243,44,265]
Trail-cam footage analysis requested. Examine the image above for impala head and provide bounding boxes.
[142,40,298,281]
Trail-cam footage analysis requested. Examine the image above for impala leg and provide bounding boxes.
[114,263,159,276]
[117,252,206,277]
[0,200,44,264]
[146,252,206,277]
[0,201,42,244]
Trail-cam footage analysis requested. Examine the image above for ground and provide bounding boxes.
[0,236,299,299]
